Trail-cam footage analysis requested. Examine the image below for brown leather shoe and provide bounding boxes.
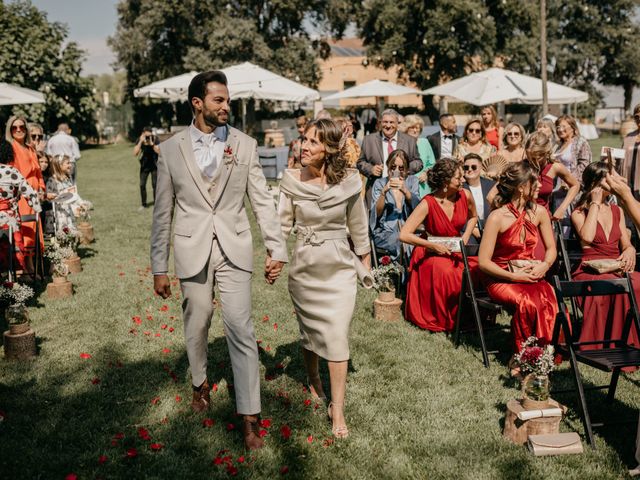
[191,381,210,412]
[242,415,264,450]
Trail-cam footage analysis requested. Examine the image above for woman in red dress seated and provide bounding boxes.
[479,162,558,353]
[571,161,640,350]
[399,157,478,332]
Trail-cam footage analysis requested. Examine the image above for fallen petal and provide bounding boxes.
[79,352,92,359]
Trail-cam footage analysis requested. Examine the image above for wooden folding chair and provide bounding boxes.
[551,274,640,447]
[453,240,503,368]
[554,222,582,320]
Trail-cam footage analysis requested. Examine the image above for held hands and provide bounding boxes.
[264,255,285,284]
[153,274,172,299]
[617,246,636,272]
[511,263,548,283]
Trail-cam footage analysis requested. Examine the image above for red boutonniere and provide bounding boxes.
[223,144,237,165]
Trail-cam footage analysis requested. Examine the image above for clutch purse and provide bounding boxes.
[427,236,462,253]
[583,259,623,274]
[350,252,374,289]
[527,432,583,456]
[507,259,542,273]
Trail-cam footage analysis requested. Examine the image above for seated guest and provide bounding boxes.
[498,122,526,163]
[0,139,41,272]
[399,157,478,332]
[401,114,436,198]
[455,119,496,164]
[427,113,459,160]
[462,153,494,222]
[370,150,420,261]
[357,109,421,207]
[478,162,558,354]
[571,161,639,350]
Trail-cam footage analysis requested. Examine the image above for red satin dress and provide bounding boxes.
[484,204,558,351]
[405,190,477,332]
[485,128,499,149]
[534,163,554,260]
[572,205,640,352]
[11,142,45,255]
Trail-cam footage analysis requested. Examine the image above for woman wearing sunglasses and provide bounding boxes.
[5,116,46,278]
[498,122,526,163]
[28,123,46,154]
[620,103,640,199]
[455,119,496,164]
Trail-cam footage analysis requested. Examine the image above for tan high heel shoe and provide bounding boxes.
[327,402,349,439]
[307,375,327,402]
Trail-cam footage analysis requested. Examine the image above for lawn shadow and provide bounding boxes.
[77,246,97,260]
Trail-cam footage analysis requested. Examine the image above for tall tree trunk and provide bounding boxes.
[623,81,634,114]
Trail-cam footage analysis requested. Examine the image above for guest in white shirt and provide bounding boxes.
[462,153,494,241]
[427,113,459,159]
[46,123,81,183]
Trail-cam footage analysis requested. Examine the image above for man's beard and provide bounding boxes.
[203,108,226,128]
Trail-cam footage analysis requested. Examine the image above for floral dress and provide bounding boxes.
[45,176,76,235]
[0,165,41,270]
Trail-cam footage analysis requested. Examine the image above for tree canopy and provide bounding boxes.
[0,0,97,138]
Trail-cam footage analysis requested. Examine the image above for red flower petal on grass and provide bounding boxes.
[227,465,238,476]
[114,432,124,440]
[280,425,291,440]
[202,418,215,428]
[175,395,182,403]
[126,447,138,458]
[307,435,313,443]
[150,397,160,405]
[168,327,175,333]
[98,455,108,465]
[143,331,151,336]
[91,377,101,385]
[138,427,151,440]
[303,399,311,407]
[213,457,223,465]
[155,333,161,337]
[160,305,169,312]
[280,466,289,475]
[146,315,153,321]
[79,352,92,359]
[259,419,271,428]
[262,315,269,322]
[273,323,278,331]
[162,348,171,354]
[237,456,245,463]
[226,423,235,431]
[258,429,268,437]
[129,328,137,335]
[211,383,218,392]
[118,272,125,276]
[132,316,142,325]
[65,474,78,480]
[150,443,163,451]
[161,324,167,330]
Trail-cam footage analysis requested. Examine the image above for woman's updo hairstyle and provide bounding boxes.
[493,161,539,210]
[427,157,462,192]
[524,131,554,169]
[575,161,610,210]
[304,119,348,185]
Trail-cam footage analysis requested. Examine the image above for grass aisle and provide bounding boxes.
[0,142,637,479]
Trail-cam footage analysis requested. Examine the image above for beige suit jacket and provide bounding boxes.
[150,126,288,279]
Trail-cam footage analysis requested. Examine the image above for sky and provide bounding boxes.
[30,0,119,76]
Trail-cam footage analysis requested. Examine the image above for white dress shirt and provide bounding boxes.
[468,183,484,219]
[440,130,454,158]
[46,132,81,161]
[381,132,398,177]
[189,123,227,179]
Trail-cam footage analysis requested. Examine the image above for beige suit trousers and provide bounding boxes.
[180,237,259,415]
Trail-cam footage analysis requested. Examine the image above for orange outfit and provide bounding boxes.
[11,142,45,255]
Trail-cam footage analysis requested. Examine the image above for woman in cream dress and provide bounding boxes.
[279,119,370,438]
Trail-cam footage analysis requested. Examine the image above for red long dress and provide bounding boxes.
[485,128,499,150]
[405,190,477,332]
[572,205,640,352]
[534,163,554,260]
[484,204,559,351]
[11,142,45,256]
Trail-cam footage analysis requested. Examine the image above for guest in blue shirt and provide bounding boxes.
[369,149,420,261]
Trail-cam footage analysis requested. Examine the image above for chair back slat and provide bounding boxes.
[553,276,631,298]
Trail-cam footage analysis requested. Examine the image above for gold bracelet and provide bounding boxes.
[589,201,602,208]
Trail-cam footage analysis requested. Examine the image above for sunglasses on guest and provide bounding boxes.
[31,134,43,141]
[467,128,481,134]
[507,131,521,138]
[10,124,26,132]
[390,165,405,171]
[463,165,479,171]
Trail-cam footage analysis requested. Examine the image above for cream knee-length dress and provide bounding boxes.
[278,168,370,361]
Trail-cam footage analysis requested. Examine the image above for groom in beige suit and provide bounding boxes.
[150,71,288,450]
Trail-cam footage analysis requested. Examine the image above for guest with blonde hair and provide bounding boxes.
[334,116,361,168]
[554,114,591,179]
[455,119,496,163]
[45,155,76,235]
[536,117,559,151]
[480,105,503,150]
[498,122,525,163]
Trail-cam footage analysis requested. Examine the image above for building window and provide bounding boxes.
[343,81,356,90]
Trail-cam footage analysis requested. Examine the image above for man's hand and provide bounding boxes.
[371,164,383,177]
[154,274,172,298]
[264,255,285,284]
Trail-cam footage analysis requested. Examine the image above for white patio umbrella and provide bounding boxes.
[421,67,588,106]
[0,83,45,105]
[133,71,198,101]
[323,79,421,101]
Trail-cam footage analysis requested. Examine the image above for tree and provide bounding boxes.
[109,0,350,131]
[0,0,98,138]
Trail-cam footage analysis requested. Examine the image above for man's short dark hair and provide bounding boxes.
[439,113,454,121]
[142,126,153,133]
[188,71,228,111]
[463,153,482,163]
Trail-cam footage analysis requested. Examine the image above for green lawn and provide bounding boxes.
[0,141,637,480]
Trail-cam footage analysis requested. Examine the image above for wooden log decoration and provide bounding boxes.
[78,222,94,245]
[503,399,566,445]
[3,328,37,360]
[46,277,73,299]
[64,255,82,274]
[374,297,403,322]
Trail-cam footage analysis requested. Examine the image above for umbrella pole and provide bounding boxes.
[540,0,549,115]
[241,99,246,132]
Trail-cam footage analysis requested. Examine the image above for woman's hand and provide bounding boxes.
[617,246,636,272]
[418,171,428,184]
[360,253,371,270]
[551,208,566,222]
[510,270,538,283]
[426,243,451,256]
[590,187,604,205]
[527,262,549,280]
